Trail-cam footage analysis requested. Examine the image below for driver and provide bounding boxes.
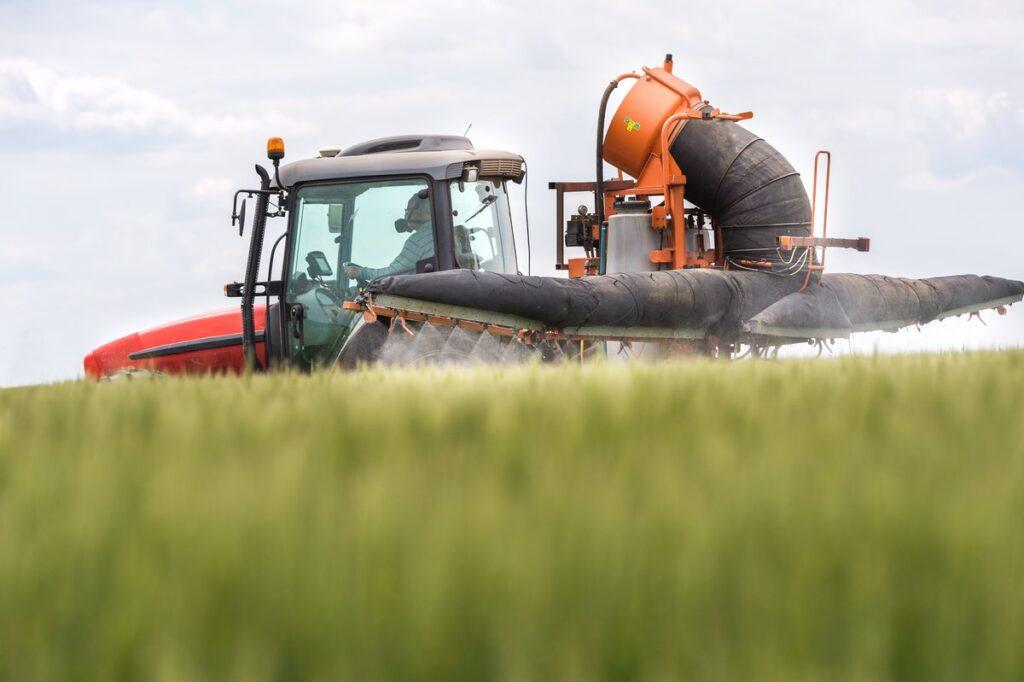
[343,190,435,282]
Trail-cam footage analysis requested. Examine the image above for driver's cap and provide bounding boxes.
[406,189,431,222]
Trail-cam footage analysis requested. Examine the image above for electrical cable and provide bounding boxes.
[523,161,531,275]
[726,249,809,276]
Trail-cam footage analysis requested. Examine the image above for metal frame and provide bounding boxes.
[549,179,634,275]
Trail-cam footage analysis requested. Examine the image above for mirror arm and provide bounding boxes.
[232,188,286,234]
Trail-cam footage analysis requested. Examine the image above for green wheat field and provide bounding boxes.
[1,351,1022,680]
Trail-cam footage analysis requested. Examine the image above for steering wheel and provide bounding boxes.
[312,285,348,321]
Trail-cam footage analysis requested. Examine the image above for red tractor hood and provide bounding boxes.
[83,306,267,379]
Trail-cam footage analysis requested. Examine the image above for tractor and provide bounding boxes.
[84,55,1022,378]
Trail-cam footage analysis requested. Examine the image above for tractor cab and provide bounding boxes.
[234,135,525,371]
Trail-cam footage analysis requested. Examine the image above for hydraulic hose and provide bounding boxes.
[595,80,618,275]
[595,73,639,275]
[242,164,271,370]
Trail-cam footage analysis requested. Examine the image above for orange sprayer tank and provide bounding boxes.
[603,67,704,178]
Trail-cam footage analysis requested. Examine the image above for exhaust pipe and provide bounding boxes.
[241,164,271,371]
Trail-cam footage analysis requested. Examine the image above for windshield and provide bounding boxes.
[286,178,434,369]
[449,178,517,274]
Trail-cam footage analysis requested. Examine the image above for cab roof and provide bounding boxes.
[276,135,525,187]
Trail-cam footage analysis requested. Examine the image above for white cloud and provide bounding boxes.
[832,0,1024,53]
[896,165,1021,191]
[187,177,233,200]
[907,88,1011,140]
[0,58,308,138]
[806,88,1015,141]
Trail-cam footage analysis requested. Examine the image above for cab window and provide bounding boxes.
[448,178,517,273]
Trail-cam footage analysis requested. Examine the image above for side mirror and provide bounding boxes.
[232,198,248,236]
[327,204,344,233]
[305,251,333,278]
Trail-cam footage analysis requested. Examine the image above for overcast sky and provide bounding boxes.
[2,0,1022,386]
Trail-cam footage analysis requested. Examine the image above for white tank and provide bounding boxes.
[603,200,661,362]
[604,200,659,274]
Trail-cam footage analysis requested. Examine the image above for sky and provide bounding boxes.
[1,0,1022,386]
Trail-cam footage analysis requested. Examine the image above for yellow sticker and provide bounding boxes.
[625,116,641,132]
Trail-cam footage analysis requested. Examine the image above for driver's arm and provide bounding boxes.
[355,228,435,281]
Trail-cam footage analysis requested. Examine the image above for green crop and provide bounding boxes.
[1,351,1022,680]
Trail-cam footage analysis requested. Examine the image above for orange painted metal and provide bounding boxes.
[633,158,667,198]
[778,236,870,252]
[812,150,832,268]
[798,150,832,292]
[398,310,427,322]
[649,249,673,264]
[457,319,488,333]
[600,61,754,270]
[650,204,667,229]
[567,257,593,279]
[603,67,702,179]
[659,113,689,268]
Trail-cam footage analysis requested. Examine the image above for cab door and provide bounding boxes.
[283,177,441,369]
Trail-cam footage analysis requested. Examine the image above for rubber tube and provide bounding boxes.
[669,120,812,267]
[369,268,1023,341]
[595,80,620,275]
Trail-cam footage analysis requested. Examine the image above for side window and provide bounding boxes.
[292,201,342,281]
[448,179,516,273]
